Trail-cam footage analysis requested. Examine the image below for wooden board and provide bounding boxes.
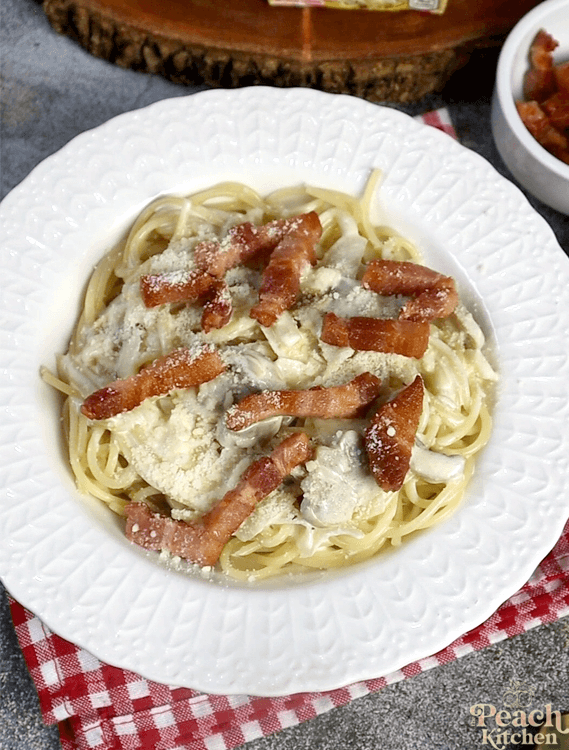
[42,0,542,102]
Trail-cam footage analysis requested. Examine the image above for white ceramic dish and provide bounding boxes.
[1,87,569,696]
[492,0,569,215]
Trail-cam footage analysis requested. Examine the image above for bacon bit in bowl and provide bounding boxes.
[492,0,569,214]
[516,30,569,164]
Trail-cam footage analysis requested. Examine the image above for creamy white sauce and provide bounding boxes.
[300,431,388,527]
[410,441,465,483]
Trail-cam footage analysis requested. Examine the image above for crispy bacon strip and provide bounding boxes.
[200,279,232,333]
[516,100,569,162]
[555,61,569,98]
[250,212,322,327]
[543,91,569,131]
[140,214,320,329]
[365,375,424,492]
[530,29,558,70]
[525,69,558,105]
[524,29,559,102]
[140,270,216,308]
[226,372,382,431]
[124,432,313,566]
[81,346,225,420]
[362,260,458,322]
[194,219,291,277]
[140,271,232,332]
[321,313,430,359]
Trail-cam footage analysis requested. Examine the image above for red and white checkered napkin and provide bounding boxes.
[7,110,569,750]
[9,520,569,750]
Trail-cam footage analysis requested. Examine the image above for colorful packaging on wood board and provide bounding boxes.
[267,0,448,13]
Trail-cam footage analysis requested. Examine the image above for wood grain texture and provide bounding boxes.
[42,0,542,102]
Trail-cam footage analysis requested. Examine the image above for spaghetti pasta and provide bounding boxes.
[44,174,497,581]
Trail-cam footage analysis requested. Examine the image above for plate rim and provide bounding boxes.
[1,86,569,696]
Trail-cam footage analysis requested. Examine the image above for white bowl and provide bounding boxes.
[491,0,569,215]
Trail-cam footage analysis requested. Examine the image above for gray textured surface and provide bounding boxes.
[1,1,568,748]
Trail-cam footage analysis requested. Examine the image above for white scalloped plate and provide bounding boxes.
[1,88,569,696]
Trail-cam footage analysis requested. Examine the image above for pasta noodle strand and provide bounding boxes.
[43,174,496,581]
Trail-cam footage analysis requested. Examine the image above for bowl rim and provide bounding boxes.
[495,0,569,179]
